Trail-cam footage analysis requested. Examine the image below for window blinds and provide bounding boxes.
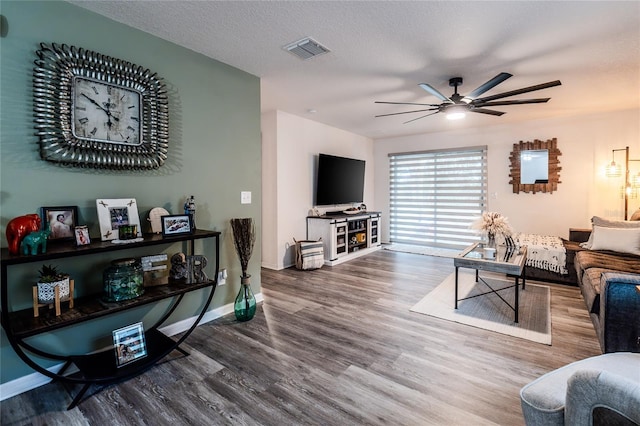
[389,146,487,250]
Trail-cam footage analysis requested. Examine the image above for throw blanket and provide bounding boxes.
[515,233,568,274]
[575,251,640,275]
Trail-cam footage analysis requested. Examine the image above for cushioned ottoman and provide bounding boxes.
[520,352,640,425]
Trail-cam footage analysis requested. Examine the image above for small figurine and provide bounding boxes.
[184,195,196,230]
[170,253,189,280]
[22,229,51,255]
[6,214,42,255]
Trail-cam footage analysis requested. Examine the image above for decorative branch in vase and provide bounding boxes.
[230,218,257,321]
[471,212,513,247]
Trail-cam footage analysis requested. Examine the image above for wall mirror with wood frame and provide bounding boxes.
[509,138,562,194]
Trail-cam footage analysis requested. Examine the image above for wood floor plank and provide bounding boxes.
[1,250,602,425]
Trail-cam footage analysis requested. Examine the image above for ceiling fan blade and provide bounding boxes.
[470,108,505,116]
[418,83,452,102]
[474,80,562,103]
[375,108,439,118]
[473,98,551,107]
[464,72,512,100]
[403,111,440,124]
[375,101,441,107]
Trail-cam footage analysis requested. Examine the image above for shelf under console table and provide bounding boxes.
[306,212,382,266]
[1,229,220,409]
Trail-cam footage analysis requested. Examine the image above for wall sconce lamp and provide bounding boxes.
[607,146,640,219]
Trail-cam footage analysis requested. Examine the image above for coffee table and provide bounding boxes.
[454,242,528,323]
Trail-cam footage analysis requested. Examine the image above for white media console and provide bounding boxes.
[306,212,382,266]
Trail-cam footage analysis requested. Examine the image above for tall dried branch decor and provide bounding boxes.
[471,212,513,237]
[230,218,256,277]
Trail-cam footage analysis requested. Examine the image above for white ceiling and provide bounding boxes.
[70,1,640,140]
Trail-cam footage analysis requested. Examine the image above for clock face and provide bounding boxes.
[72,77,142,145]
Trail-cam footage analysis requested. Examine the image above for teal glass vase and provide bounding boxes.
[234,274,256,322]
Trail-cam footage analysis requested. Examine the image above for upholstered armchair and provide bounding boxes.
[520,352,640,425]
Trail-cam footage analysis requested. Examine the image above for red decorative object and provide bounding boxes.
[6,214,41,255]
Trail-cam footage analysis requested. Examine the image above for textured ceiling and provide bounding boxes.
[70,1,640,139]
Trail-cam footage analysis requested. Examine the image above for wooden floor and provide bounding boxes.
[1,250,602,425]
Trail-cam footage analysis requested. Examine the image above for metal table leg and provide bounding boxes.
[455,266,459,309]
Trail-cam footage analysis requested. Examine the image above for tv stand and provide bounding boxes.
[306,212,381,266]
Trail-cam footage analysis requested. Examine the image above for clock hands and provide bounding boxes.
[81,93,120,128]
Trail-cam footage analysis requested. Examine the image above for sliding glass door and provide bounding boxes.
[389,146,487,250]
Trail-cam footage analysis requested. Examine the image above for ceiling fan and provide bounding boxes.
[375,72,561,124]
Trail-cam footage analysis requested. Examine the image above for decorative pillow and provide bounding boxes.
[631,209,640,221]
[592,216,640,228]
[580,216,640,249]
[588,226,640,256]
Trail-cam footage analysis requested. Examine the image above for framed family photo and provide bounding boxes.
[112,322,147,367]
[161,214,192,237]
[41,206,78,241]
[74,225,91,246]
[96,198,142,241]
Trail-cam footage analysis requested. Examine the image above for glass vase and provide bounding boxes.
[487,232,496,248]
[234,274,256,322]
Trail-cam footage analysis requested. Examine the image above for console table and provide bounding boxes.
[1,230,220,409]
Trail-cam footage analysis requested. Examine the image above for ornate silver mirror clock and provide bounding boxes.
[33,43,169,170]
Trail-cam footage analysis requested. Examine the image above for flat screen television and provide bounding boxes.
[315,154,365,206]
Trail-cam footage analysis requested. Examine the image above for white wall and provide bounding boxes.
[261,111,279,269]
[262,110,374,270]
[374,109,640,243]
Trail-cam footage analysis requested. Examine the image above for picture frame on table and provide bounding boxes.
[161,214,192,237]
[96,198,142,241]
[74,225,91,246]
[41,206,78,241]
[112,322,147,367]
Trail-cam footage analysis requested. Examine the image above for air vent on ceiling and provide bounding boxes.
[284,37,330,60]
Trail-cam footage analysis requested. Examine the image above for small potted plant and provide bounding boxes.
[36,264,71,304]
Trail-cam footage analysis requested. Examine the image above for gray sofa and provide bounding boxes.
[574,251,640,353]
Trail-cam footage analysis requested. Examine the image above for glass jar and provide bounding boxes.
[234,274,256,322]
[103,258,144,302]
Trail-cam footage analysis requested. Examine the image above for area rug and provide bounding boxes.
[410,270,551,345]
[383,243,459,258]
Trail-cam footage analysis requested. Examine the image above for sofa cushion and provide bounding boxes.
[582,217,640,249]
[589,226,640,256]
[575,251,640,277]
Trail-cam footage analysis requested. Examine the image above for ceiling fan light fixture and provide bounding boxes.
[445,105,467,120]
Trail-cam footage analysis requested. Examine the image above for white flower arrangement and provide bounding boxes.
[471,212,513,238]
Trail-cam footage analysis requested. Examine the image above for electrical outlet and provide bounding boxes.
[217,268,227,285]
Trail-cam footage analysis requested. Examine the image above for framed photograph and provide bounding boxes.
[74,225,91,246]
[112,322,147,367]
[96,198,142,241]
[41,206,78,241]
[161,214,192,237]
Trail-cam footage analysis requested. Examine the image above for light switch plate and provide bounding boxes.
[241,191,251,204]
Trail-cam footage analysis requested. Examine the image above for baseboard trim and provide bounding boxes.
[324,245,381,266]
[0,292,264,401]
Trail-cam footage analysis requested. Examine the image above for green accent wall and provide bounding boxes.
[0,1,261,384]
